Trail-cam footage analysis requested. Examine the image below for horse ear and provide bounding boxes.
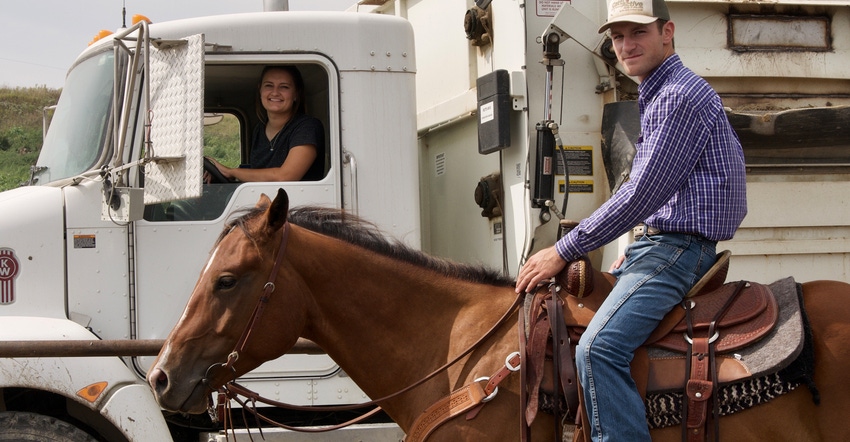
[256,193,272,209]
[266,188,290,231]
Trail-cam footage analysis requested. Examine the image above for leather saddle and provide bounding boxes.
[523,250,780,441]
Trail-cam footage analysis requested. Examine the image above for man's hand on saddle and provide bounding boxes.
[515,246,568,294]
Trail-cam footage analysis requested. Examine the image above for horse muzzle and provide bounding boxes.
[148,366,212,414]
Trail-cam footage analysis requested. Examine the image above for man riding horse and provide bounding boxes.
[515,0,748,439]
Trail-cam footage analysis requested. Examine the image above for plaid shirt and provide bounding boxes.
[556,54,747,262]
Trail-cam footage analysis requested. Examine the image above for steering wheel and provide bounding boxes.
[203,157,231,183]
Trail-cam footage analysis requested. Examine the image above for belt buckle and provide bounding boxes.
[633,224,661,240]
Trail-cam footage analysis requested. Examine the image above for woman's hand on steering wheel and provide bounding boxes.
[203,157,232,183]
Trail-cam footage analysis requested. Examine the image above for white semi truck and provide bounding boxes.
[0,8,416,442]
[1,0,848,440]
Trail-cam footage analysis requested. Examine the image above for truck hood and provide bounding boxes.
[0,186,67,317]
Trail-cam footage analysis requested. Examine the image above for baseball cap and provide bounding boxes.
[598,0,670,34]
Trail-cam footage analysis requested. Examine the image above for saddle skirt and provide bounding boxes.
[530,253,805,418]
[646,276,803,393]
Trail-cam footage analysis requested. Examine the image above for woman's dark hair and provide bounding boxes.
[256,65,306,123]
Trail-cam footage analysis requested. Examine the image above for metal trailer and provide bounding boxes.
[360,0,850,284]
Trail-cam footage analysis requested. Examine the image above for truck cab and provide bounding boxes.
[0,11,416,441]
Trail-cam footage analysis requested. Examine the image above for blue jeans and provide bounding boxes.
[575,233,717,441]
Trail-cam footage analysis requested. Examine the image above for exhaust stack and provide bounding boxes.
[263,0,289,12]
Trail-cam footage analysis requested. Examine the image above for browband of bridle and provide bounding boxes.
[203,219,525,434]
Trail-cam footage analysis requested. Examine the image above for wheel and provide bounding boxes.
[203,157,231,183]
[0,411,97,442]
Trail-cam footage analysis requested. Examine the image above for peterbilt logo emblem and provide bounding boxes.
[0,248,20,305]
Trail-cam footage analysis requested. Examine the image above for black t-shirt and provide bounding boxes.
[249,113,325,181]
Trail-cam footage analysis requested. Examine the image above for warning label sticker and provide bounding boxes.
[559,179,594,194]
[537,0,570,17]
[556,145,593,176]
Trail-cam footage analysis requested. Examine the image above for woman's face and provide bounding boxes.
[260,68,299,115]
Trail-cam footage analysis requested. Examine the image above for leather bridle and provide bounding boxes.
[203,221,291,388]
[200,220,524,435]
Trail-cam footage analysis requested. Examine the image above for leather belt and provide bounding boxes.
[633,223,661,240]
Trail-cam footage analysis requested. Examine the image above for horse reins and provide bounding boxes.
[202,220,526,435]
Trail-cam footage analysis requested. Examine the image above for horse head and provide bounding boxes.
[148,189,308,414]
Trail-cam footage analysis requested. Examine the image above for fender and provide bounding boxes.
[0,316,171,440]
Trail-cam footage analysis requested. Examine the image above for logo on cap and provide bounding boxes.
[599,0,670,33]
[610,0,652,16]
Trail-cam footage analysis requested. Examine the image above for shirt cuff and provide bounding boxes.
[555,233,580,262]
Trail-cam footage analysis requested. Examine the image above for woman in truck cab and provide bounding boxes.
[205,65,325,182]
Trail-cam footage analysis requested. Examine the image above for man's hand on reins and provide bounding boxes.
[515,246,567,294]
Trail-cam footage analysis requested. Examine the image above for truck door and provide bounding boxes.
[131,47,348,399]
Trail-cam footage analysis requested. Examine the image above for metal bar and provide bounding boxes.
[0,338,323,358]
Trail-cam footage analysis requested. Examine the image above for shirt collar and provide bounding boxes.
[637,53,683,100]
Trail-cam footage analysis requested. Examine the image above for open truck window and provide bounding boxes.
[143,63,331,222]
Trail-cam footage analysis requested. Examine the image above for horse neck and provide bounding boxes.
[286,226,518,416]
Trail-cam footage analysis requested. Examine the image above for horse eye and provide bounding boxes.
[215,275,237,291]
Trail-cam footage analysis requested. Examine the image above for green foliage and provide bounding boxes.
[0,126,42,153]
[203,113,242,167]
[0,86,60,191]
[0,86,60,131]
[0,150,39,189]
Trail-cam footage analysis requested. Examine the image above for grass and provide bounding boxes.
[203,113,242,167]
[0,86,60,191]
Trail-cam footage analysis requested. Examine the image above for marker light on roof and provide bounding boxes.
[132,14,152,25]
[88,30,113,46]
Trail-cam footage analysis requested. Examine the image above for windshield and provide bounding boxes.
[33,51,115,184]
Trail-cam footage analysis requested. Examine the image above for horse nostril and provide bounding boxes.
[149,368,169,394]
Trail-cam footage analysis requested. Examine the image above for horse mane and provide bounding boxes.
[222,205,514,287]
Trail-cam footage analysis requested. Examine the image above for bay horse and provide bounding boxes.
[148,189,850,441]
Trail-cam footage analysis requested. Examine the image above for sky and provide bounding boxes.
[0,0,360,89]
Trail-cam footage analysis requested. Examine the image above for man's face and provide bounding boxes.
[609,20,674,81]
